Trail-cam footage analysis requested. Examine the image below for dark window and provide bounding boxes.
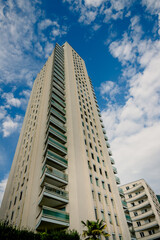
[108,184,111,192]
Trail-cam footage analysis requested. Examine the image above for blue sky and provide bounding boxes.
[0,0,160,204]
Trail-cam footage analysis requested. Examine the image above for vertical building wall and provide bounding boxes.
[1,42,130,239]
[121,179,160,240]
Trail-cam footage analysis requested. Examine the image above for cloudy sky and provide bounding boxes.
[0,0,160,205]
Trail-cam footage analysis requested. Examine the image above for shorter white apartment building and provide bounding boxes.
[121,179,160,240]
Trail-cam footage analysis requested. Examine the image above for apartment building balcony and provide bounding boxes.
[51,100,66,115]
[119,188,125,197]
[106,142,110,148]
[134,220,159,232]
[53,70,64,83]
[36,206,69,230]
[108,149,112,156]
[132,210,154,221]
[53,82,65,95]
[44,149,67,170]
[52,88,65,101]
[50,108,66,123]
[101,123,105,128]
[41,165,68,187]
[53,76,65,90]
[49,116,66,133]
[46,137,67,156]
[122,200,127,209]
[104,135,108,141]
[52,93,66,108]
[125,183,144,194]
[129,200,150,211]
[54,67,65,81]
[115,176,120,184]
[127,192,147,203]
[48,126,67,143]
[54,62,64,75]
[98,113,102,117]
[99,118,103,122]
[103,129,106,134]
[110,157,115,164]
[39,183,68,208]
[126,214,132,223]
[112,166,117,174]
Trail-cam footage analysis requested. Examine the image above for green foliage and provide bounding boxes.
[81,219,110,240]
[0,221,80,240]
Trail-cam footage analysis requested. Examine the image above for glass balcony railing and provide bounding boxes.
[55,52,64,64]
[54,67,65,80]
[53,81,64,95]
[46,149,68,166]
[126,214,131,221]
[47,137,67,155]
[48,126,67,142]
[122,200,127,208]
[118,188,124,196]
[54,63,64,76]
[49,116,66,132]
[43,184,68,200]
[51,100,66,115]
[115,176,120,184]
[53,77,65,90]
[110,157,115,164]
[108,149,112,156]
[112,166,117,174]
[106,142,110,148]
[53,70,64,82]
[52,94,66,108]
[43,165,68,181]
[50,108,66,123]
[36,206,69,230]
[52,88,65,100]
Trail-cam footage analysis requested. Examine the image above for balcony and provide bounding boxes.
[126,214,132,223]
[129,200,150,211]
[46,137,67,156]
[41,165,68,187]
[50,108,66,123]
[52,78,65,91]
[112,166,117,174]
[122,200,127,208]
[54,62,64,74]
[36,206,69,230]
[101,123,105,128]
[106,142,110,148]
[52,88,65,101]
[134,220,158,232]
[108,149,112,156]
[52,94,66,108]
[49,116,66,133]
[44,149,67,170]
[104,135,108,141]
[98,113,102,117]
[127,192,147,203]
[54,68,65,81]
[103,129,106,134]
[53,81,65,95]
[110,157,115,164]
[132,210,154,221]
[48,126,67,143]
[99,118,103,122]
[125,183,144,194]
[39,183,68,208]
[51,100,66,115]
[115,176,120,184]
[119,188,124,196]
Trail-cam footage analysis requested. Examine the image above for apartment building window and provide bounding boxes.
[9,201,12,209]
[11,211,14,221]
[108,184,111,192]
[95,146,98,152]
[112,234,116,240]
[148,229,155,235]
[14,196,17,205]
[126,186,130,190]
[101,210,105,221]
[93,165,96,172]
[99,168,102,175]
[91,153,94,159]
[105,196,108,204]
[98,193,101,202]
[97,156,100,163]
[90,175,93,184]
[105,171,108,178]
[96,178,99,186]
[119,236,122,240]
[141,209,147,214]
[128,194,132,198]
[115,215,118,225]
[89,142,92,149]
[102,181,105,189]
[134,212,138,216]
[140,232,145,237]
[92,190,95,199]
[108,213,112,224]
[137,221,141,227]
[94,208,98,220]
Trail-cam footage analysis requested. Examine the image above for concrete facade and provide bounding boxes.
[121,179,160,240]
[0,42,130,239]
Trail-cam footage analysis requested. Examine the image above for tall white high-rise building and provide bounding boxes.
[0,42,130,239]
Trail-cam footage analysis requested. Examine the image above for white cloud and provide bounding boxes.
[0,175,8,207]
[101,16,160,193]
[99,81,120,101]
[92,24,101,31]
[142,0,160,15]
[44,42,54,58]
[2,92,21,108]
[2,115,22,137]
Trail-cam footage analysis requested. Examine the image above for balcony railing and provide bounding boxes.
[122,200,127,208]
[44,149,67,170]
[48,126,67,143]
[125,214,132,222]
[36,206,69,230]
[50,108,66,123]
[106,142,110,148]
[112,166,117,174]
[129,200,150,211]
[49,116,66,133]
[134,220,158,232]
[39,183,68,208]
[47,137,67,155]
[118,188,124,196]
[127,192,147,203]
[51,100,66,115]
[108,149,112,156]
[115,176,120,184]
[52,88,65,100]
[132,210,154,221]
[53,82,65,95]
[41,165,68,187]
[52,94,66,108]
[110,157,115,164]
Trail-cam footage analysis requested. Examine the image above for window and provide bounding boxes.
[134,212,138,216]
[92,190,95,199]
[111,199,114,207]
[128,194,132,198]
[93,165,96,172]
[102,181,105,189]
[137,221,141,227]
[105,196,108,204]
[105,171,108,178]
[88,161,91,169]
[89,142,92,149]
[98,193,101,202]
[95,146,98,152]
[9,201,12,209]
[108,213,112,224]
[115,215,118,225]
[100,150,103,156]
[102,160,105,166]
[11,211,14,221]
[91,153,94,159]
[101,210,105,221]
[126,186,130,190]
[14,196,17,205]
[97,156,100,163]
[19,191,23,201]
[140,232,145,237]
[108,184,111,192]
[99,168,102,175]
[94,208,98,220]
[96,178,99,187]
[148,229,155,235]
[112,234,116,240]
[90,175,93,184]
